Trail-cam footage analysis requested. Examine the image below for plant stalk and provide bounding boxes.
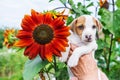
[53,56,58,80]
[106,0,114,72]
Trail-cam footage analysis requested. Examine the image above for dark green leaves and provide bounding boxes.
[66,16,74,25]
[49,0,54,2]
[98,8,113,33]
[86,2,94,8]
[113,9,120,39]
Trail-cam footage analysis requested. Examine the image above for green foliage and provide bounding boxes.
[109,62,120,80]
[0,29,4,48]
[113,9,120,38]
[23,56,69,80]
[96,1,120,80]
[0,48,27,80]
[50,0,120,80]
[98,9,113,33]
[49,0,54,2]
[116,0,120,8]
[1,0,120,80]
[68,0,91,18]
[59,0,66,5]
[23,56,48,80]
[54,61,69,80]
[66,16,74,25]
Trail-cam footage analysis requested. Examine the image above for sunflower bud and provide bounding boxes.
[3,29,17,48]
[99,0,109,9]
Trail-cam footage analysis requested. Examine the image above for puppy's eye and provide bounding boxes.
[92,25,96,29]
[78,25,84,30]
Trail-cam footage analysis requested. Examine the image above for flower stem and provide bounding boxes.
[106,0,114,72]
[53,56,58,80]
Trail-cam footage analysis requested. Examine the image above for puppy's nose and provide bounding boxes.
[85,35,92,39]
[85,35,92,41]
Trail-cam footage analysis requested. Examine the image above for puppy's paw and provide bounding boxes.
[67,54,79,67]
[59,57,67,62]
[93,43,98,50]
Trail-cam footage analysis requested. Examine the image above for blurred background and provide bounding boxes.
[0,0,120,80]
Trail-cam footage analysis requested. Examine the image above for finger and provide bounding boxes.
[88,51,94,57]
[70,43,78,50]
[70,77,78,80]
[69,50,73,54]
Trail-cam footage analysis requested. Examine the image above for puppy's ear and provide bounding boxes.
[95,19,102,32]
[69,19,77,32]
[95,19,104,39]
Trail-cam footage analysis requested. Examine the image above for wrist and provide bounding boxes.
[77,71,99,80]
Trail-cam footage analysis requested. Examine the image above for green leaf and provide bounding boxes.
[97,39,109,50]
[116,0,120,8]
[23,56,48,80]
[68,0,78,13]
[113,9,120,38]
[97,39,105,50]
[98,8,113,34]
[77,2,82,7]
[68,0,74,5]
[49,0,54,2]
[86,2,94,8]
[59,0,66,4]
[66,16,74,25]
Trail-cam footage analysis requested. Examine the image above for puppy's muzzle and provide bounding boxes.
[85,34,92,42]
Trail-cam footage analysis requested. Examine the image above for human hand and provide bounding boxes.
[70,77,78,80]
[68,44,99,80]
[68,48,80,67]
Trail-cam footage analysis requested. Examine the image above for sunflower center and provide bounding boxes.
[33,24,54,45]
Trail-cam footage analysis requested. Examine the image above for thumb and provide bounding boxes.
[70,43,78,50]
[71,77,78,80]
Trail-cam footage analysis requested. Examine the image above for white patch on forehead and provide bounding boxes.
[80,15,97,43]
[83,15,94,28]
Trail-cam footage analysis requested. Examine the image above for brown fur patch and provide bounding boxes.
[75,16,86,38]
[93,17,102,31]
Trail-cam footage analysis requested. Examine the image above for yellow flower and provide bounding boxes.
[49,9,68,20]
[3,29,16,48]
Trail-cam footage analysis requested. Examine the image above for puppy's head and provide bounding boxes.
[70,15,102,43]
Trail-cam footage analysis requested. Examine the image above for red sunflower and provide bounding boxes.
[14,9,70,62]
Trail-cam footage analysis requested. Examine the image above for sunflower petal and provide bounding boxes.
[55,31,70,38]
[45,52,53,62]
[48,43,61,57]
[45,44,53,62]
[55,26,70,32]
[52,48,61,57]
[44,12,53,24]
[39,45,46,59]
[14,38,33,47]
[16,30,32,39]
[21,15,36,31]
[31,9,41,24]
[51,17,65,29]
[55,38,69,47]
[28,43,40,59]
[51,39,66,52]
[37,12,44,24]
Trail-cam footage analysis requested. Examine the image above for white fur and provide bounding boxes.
[68,15,98,67]
[59,15,101,80]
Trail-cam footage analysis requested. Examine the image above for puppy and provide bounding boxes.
[59,15,102,80]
